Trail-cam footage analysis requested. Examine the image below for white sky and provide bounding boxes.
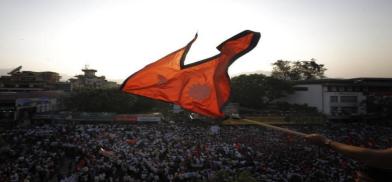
[0,0,392,82]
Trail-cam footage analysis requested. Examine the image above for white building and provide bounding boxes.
[69,66,118,90]
[280,78,392,119]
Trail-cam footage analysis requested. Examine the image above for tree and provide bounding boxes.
[365,95,392,120]
[271,58,326,80]
[271,60,293,80]
[62,88,170,114]
[297,58,327,80]
[231,74,293,109]
[62,88,136,113]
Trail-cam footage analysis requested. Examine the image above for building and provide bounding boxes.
[0,66,70,92]
[0,66,70,123]
[0,91,66,121]
[69,66,118,90]
[280,78,392,119]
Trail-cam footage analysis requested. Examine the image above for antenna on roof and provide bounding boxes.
[8,66,22,75]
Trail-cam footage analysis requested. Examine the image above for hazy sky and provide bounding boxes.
[0,0,391,82]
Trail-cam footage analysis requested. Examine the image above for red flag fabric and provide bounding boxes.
[99,148,115,158]
[126,139,137,145]
[76,159,86,171]
[121,30,260,118]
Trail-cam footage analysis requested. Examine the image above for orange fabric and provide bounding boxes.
[126,139,137,145]
[121,30,260,118]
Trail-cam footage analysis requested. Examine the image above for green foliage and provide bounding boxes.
[62,88,169,114]
[271,60,292,80]
[365,95,392,120]
[271,58,326,80]
[231,74,293,109]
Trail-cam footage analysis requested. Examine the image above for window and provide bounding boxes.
[341,107,358,115]
[330,96,338,102]
[294,87,308,91]
[338,87,345,92]
[21,77,35,81]
[330,107,339,116]
[330,96,338,103]
[340,96,358,103]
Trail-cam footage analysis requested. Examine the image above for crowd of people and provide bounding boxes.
[1,120,392,182]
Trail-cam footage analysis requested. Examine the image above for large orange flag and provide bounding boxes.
[121,30,260,118]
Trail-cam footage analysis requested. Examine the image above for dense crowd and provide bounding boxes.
[1,121,392,182]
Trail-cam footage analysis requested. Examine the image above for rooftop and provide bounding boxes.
[293,77,392,86]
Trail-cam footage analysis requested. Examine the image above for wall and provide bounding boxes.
[279,84,324,112]
[323,91,366,116]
